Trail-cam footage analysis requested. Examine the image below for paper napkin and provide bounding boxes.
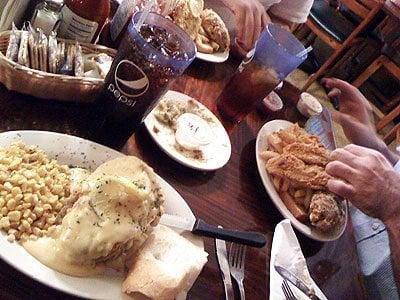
[269,220,327,300]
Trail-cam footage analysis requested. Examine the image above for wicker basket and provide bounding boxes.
[0,30,117,102]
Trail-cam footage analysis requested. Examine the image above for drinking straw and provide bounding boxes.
[134,0,156,31]
[296,46,313,58]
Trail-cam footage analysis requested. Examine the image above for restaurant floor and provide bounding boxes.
[287,69,398,151]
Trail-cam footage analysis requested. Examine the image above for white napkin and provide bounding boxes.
[269,220,327,300]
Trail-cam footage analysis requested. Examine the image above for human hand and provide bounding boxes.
[222,0,270,53]
[326,144,400,222]
[321,78,382,150]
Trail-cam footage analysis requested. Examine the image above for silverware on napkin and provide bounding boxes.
[160,214,266,248]
[216,229,235,300]
[275,265,321,300]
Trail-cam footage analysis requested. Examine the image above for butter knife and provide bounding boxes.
[275,265,321,300]
[216,228,234,300]
[160,214,266,248]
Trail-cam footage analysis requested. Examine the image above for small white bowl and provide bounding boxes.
[297,93,323,117]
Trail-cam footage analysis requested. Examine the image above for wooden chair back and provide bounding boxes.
[339,0,382,19]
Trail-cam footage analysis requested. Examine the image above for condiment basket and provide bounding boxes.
[0,30,116,102]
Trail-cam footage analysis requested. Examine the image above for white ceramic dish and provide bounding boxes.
[196,49,229,63]
[0,130,203,300]
[255,120,348,242]
[144,90,231,171]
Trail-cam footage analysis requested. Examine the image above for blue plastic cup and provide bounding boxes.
[217,24,307,123]
[254,24,307,79]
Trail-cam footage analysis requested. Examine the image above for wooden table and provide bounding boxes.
[0,58,366,299]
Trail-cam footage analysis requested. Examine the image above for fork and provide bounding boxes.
[228,243,247,300]
[282,279,297,300]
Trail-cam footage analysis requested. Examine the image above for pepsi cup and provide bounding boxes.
[92,12,196,149]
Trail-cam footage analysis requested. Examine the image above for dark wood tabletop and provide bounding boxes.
[0,57,366,300]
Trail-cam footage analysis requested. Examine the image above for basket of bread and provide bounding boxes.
[0,24,116,102]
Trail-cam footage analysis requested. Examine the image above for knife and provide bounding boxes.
[160,213,266,248]
[215,229,235,300]
[275,265,322,300]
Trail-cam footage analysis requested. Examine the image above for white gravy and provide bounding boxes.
[23,176,150,277]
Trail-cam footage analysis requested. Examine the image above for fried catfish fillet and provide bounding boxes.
[265,154,330,190]
[283,142,330,167]
[276,124,321,147]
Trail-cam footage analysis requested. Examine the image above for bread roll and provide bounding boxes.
[122,225,208,300]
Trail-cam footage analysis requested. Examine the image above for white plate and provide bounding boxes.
[255,120,348,242]
[0,130,203,300]
[196,49,229,63]
[144,90,231,171]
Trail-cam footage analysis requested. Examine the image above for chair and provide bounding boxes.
[352,54,400,144]
[299,0,384,92]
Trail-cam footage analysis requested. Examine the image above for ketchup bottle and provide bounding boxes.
[58,0,110,43]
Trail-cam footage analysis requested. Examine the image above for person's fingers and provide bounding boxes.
[326,160,357,182]
[252,8,262,48]
[321,77,352,92]
[327,87,341,99]
[235,8,246,42]
[261,11,270,28]
[243,6,255,51]
[327,178,355,200]
[329,149,360,169]
[343,144,378,158]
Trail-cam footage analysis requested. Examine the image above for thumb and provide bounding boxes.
[322,77,352,92]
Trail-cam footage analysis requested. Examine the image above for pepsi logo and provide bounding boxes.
[115,60,149,98]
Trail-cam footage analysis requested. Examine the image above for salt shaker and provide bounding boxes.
[31,0,64,35]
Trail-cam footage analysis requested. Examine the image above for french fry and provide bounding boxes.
[280,191,308,222]
[267,133,283,153]
[294,189,306,198]
[281,178,290,192]
[260,150,279,161]
[272,176,281,190]
[304,188,313,210]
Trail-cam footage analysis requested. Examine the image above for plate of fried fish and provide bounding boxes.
[168,0,230,63]
[256,120,347,241]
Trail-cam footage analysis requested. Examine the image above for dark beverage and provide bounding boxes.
[217,60,280,123]
[217,24,307,124]
[92,12,196,149]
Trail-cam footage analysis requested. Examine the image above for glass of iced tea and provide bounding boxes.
[217,24,307,123]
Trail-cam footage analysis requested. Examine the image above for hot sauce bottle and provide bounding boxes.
[58,0,110,43]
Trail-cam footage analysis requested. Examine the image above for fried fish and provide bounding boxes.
[265,154,330,190]
[283,142,330,167]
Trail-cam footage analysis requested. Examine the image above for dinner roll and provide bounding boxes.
[122,225,208,300]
